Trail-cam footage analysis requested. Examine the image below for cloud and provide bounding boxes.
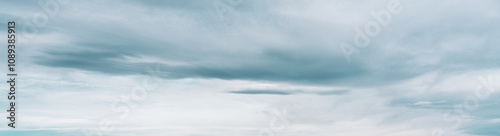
[228,89,350,95]
[23,0,500,89]
[229,90,292,95]
[1,0,500,135]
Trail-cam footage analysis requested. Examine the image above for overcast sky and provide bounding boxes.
[1,0,500,136]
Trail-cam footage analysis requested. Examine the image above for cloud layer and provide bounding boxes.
[1,0,500,136]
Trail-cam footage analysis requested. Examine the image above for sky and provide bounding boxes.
[1,0,500,136]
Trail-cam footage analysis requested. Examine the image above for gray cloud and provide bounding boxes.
[24,0,499,88]
[228,89,350,95]
[229,90,292,95]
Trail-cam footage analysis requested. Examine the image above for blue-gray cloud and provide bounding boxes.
[229,90,292,95]
[229,89,350,95]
